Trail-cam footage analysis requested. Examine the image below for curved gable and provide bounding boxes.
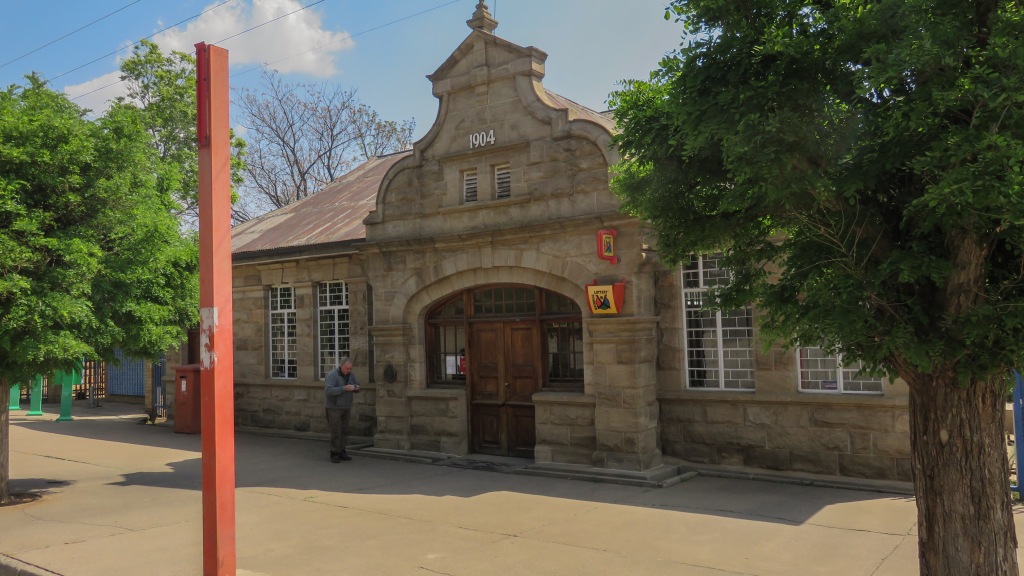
[365,27,620,244]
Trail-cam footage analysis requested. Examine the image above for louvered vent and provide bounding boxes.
[463,170,478,203]
[494,164,511,199]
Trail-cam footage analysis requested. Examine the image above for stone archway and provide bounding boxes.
[423,285,583,458]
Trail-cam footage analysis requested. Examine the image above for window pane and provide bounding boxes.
[437,298,465,319]
[472,287,537,316]
[841,365,884,393]
[545,292,578,315]
[317,282,350,379]
[270,286,298,380]
[682,257,754,391]
[432,325,466,382]
[799,347,883,394]
[545,321,583,388]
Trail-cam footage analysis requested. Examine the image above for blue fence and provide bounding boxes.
[106,349,145,397]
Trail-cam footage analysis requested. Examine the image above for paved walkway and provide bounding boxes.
[1,402,1021,576]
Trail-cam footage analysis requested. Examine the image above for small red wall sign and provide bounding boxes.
[597,229,619,264]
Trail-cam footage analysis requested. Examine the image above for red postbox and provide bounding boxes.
[173,364,202,434]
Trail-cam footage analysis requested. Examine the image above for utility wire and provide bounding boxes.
[215,0,326,44]
[69,0,326,103]
[231,0,461,79]
[51,0,240,84]
[0,0,146,70]
[71,0,462,103]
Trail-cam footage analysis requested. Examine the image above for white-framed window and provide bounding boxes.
[682,254,755,390]
[318,281,350,379]
[798,347,883,394]
[494,164,511,199]
[269,286,297,379]
[463,169,478,203]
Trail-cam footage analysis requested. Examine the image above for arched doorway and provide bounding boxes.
[426,285,583,457]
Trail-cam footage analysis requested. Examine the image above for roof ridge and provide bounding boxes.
[375,148,413,160]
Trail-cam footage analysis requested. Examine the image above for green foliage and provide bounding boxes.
[612,0,1024,384]
[116,40,246,224]
[0,76,198,385]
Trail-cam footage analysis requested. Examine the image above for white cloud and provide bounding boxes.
[154,0,354,77]
[62,0,353,116]
[63,71,127,116]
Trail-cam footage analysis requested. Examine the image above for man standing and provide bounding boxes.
[324,356,360,462]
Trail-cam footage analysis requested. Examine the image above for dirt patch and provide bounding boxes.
[0,492,42,508]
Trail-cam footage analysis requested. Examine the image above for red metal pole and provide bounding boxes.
[195,42,235,576]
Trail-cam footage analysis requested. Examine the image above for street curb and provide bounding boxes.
[0,555,62,576]
[680,465,916,496]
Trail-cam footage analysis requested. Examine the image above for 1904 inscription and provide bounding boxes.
[469,129,495,149]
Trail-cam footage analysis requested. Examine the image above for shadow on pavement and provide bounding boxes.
[11,402,916,528]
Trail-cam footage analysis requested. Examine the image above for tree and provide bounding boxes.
[611,1,1023,574]
[233,70,414,222]
[0,77,199,504]
[116,40,246,227]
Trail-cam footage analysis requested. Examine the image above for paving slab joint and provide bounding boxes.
[0,554,63,576]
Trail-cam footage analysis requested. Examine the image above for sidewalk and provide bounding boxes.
[1,402,1020,576]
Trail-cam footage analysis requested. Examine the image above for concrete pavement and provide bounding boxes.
[0,402,1019,575]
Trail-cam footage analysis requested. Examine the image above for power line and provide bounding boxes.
[0,0,146,70]
[215,0,327,44]
[68,0,328,103]
[231,0,461,79]
[70,0,463,103]
[68,76,130,104]
[51,0,240,84]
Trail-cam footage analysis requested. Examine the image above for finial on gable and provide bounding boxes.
[467,1,498,34]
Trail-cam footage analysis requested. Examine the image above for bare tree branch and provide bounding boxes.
[232,70,414,224]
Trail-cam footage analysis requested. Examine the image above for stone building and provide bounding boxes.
[169,2,912,483]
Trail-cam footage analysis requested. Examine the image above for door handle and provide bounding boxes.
[504,382,509,387]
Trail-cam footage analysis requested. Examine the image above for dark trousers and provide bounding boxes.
[326,408,351,455]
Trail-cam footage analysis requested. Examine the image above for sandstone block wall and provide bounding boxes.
[364,217,649,461]
[234,382,376,440]
[161,254,377,439]
[654,267,914,482]
[533,392,597,465]
[661,399,912,481]
[407,388,467,454]
[355,27,657,467]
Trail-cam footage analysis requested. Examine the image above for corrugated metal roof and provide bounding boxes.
[232,152,411,255]
[543,89,617,133]
[231,92,612,257]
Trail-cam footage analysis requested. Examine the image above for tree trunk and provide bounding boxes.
[1,377,10,504]
[908,374,1018,575]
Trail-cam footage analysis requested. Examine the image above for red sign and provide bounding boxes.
[586,281,625,315]
[597,229,619,264]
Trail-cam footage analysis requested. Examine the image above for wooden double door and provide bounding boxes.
[469,321,541,458]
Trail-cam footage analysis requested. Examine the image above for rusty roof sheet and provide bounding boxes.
[543,89,616,133]
[232,152,411,255]
[232,92,611,257]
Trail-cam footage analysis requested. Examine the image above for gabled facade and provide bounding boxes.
[169,2,913,482]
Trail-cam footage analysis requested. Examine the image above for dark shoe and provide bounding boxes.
[337,453,352,461]
[330,453,341,463]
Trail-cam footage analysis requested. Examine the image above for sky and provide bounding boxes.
[0,0,685,140]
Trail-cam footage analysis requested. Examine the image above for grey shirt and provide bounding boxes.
[324,367,360,409]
